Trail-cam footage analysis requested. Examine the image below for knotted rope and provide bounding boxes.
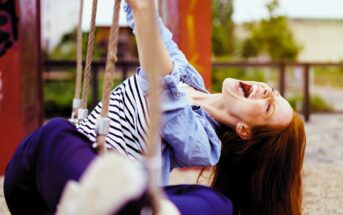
[79,0,98,120]
[94,0,121,154]
[70,0,84,122]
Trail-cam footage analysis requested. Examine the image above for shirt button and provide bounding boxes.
[175,92,180,97]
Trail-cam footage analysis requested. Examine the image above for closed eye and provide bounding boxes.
[266,102,271,112]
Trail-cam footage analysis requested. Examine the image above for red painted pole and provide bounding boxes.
[0,0,42,174]
[163,0,212,90]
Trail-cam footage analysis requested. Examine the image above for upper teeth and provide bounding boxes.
[249,85,257,97]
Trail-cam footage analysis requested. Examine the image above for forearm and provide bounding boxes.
[124,2,189,67]
[131,2,173,77]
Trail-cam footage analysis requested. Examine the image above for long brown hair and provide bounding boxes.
[211,112,306,215]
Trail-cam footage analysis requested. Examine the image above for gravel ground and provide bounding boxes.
[1,113,342,214]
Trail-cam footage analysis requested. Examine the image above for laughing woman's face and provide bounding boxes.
[221,78,293,128]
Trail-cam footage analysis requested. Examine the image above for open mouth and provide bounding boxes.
[239,82,253,98]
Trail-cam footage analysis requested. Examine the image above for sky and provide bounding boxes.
[81,0,343,30]
[42,0,343,49]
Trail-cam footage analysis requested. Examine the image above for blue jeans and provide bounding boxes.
[4,118,233,215]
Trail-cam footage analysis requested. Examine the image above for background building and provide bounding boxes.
[289,18,343,61]
[236,18,343,61]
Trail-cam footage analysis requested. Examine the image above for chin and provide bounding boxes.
[222,78,236,92]
[222,78,243,99]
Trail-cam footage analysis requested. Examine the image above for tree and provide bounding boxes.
[241,0,302,60]
[212,0,234,58]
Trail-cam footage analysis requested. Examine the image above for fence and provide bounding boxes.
[44,59,139,108]
[44,60,343,122]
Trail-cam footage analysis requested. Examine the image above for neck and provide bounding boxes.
[190,91,238,128]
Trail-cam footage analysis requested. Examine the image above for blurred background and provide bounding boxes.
[40,0,343,119]
[1,0,343,214]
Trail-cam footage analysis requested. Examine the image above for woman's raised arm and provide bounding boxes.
[126,0,173,77]
[123,1,189,68]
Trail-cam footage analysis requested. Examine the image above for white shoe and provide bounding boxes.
[57,152,148,215]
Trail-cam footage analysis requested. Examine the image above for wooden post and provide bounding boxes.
[122,64,128,81]
[91,68,99,109]
[0,0,42,174]
[279,63,286,97]
[303,64,310,122]
[163,0,212,90]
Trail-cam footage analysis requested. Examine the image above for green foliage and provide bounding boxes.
[44,80,75,118]
[44,73,124,118]
[212,0,234,57]
[241,0,302,60]
[287,94,333,112]
[49,28,105,60]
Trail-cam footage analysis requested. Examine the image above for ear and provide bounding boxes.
[236,122,252,140]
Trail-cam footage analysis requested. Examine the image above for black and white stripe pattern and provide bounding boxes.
[77,75,149,161]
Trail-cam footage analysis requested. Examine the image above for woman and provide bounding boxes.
[78,0,297,186]
[4,0,306,214]
[119,1,306,214]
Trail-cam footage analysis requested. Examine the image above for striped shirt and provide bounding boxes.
[77,75,149,161]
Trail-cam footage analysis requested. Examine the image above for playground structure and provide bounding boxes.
[0,0,42,175]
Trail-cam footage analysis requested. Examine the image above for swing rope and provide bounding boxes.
[94,0,121,155]
[94,0,163,213]
[144,22,164,215]
[78,0,99,121]
[70,0,84,123]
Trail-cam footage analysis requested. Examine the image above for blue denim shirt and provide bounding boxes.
[124,3,221,185]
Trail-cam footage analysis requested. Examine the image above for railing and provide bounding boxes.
[44,59,139,108]
[44,60,343,122]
